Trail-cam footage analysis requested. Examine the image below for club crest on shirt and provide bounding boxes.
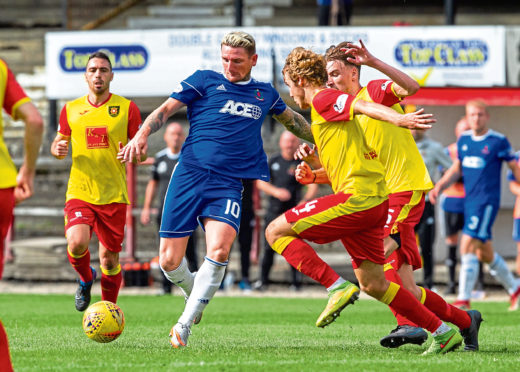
[255,89,265,101]
[109,106,120,117]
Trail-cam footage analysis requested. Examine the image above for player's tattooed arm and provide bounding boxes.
[118,98,185,163]
[273,108,315,144]
[144,98,185,134]
[147,110,166,134]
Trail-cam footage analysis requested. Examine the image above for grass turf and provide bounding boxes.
[2,293,519,371]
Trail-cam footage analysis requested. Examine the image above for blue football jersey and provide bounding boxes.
[170,70,287,181]
[457,129,515,206]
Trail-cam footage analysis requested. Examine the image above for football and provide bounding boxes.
[82,301,125,343]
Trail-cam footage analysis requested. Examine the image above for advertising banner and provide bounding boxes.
[506,27,520,87]
[45,26,505,99]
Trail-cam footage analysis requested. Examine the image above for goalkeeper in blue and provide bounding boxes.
[118,31,314,348]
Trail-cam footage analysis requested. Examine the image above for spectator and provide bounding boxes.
[141,122,198,294]
[317,0,353,26]
[254,131,318,291]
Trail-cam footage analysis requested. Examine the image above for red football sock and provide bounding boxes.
[0,321,13,372]
[384,265,417,327]
[281,239,340,288]
[388,286,442,333]
[67,248,93,283]
[423,287,471,330]
[101,270,122,303]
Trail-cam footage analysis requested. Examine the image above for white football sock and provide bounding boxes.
[327,277,347,292]
[161,257,194,298]
[432,322,451,337]
[178,257,227,325]
[458,253,479,301]
[488,252,517,295]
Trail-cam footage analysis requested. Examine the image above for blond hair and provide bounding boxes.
[221,31,256,55]
[282,47,327,87]
[466,99,488,113]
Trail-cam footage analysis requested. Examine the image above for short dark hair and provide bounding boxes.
[87,51,112,70]
[324,42,361,76]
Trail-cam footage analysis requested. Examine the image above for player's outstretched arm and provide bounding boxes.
[429,159,462,204]
[342,39,419,97]
[118,98,185,163]
[273,107,315,144]
[354,99,435,129]
[14,101,44,203]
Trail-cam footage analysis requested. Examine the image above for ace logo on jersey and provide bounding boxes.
[109,106,120,117]
[219,100,262,120]
[86,126,109,149]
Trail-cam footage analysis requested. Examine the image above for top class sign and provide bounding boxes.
[45,26,505,99]
[395,39,488,67]
[59,45,148,72]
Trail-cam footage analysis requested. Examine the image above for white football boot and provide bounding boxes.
[169,322,191,348]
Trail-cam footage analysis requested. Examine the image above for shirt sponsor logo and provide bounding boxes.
[333,94,349,113]
[86,126,109,149]
[219,100,262,120]
[462,156,485,169]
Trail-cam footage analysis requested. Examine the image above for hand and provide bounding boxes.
[398,108,436,129]
[429,186,440,205]
[295,161,314,185]
[14,165,35,204]
[341,39,375,67]
[275,187,292,202]
[140,208,151,225]
[294,143,321,169]
[53,140,69,159]
[117,131,148,163]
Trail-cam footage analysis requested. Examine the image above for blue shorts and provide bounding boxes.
[513,218,520,242]
[159,161,244,238]
[462,203,498,242]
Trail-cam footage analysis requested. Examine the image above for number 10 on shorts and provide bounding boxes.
[224,199,241,218]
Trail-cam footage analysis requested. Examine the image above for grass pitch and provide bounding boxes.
[2,293,520,371]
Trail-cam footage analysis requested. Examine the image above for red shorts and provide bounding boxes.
[64,199,127,252]
[0,188,15,242]
[384,190,425,270]
[285,192,388,269]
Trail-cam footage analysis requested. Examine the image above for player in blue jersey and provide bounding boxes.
[431,100,520,311]
[118,31,315,348]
